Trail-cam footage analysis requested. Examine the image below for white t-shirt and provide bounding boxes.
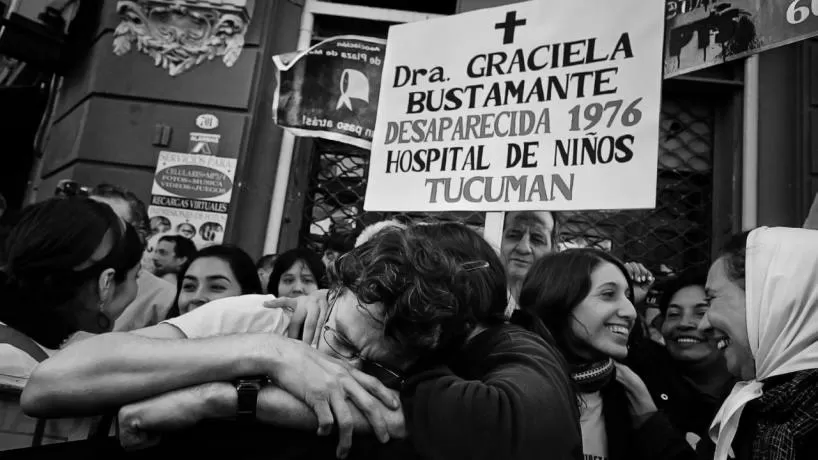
[162,294,290,338]
[113,269,176,332]
[0,322,92,451]
[579,391,608,460]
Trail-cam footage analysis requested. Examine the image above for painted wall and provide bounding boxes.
[756,46,800,227]
[754,39,817,228]
[34,0,302,258]
[802,39,818,224]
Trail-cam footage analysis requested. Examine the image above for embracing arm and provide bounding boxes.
[153,382,402,433]
[23,295,296,418]
[21,324,285,417]
[402,328,582,460]
[117,382,405,451]
[256,385,404,435]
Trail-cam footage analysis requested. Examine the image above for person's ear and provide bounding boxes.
[97,268,117,305]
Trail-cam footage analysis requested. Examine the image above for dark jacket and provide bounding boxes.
[731,371,818,460]
[627,340,734,456]
[597,380,698,460]
[400,323,583,460]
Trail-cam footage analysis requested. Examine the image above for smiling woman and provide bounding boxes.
[701,227,818,460]
[519,248,696,460]
[167,245,262,317]
[626,270,735,457]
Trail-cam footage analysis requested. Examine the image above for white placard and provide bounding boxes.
[364,0,665,212]
[147,151,237,248]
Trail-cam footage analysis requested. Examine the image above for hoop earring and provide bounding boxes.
[97,312,111,330]
[97,301,111,330]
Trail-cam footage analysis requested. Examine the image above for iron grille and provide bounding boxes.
[560,96,714,276]
[301,140,485,254]
[300,94,715,278]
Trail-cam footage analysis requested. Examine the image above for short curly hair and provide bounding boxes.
[329,224,483,359]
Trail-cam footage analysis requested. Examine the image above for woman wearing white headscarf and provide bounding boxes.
[699,227,818,460]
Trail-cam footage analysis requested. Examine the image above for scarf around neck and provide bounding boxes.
[571,358,615,393]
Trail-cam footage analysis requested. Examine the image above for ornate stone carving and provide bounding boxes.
[113,0,251,77]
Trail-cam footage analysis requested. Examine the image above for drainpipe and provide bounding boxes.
[742,55,759,231]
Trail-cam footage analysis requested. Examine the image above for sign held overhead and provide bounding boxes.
[364,0,666,212]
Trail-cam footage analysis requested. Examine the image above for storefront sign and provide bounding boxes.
[665,0,818,78]
[147,151,237,248]
[364,0,665,212]
[272,36,386,149]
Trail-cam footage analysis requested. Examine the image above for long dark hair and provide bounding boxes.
[518,248,634,363]
[0,197,143,348]
[167,244,262,317]
[267,248,327,296]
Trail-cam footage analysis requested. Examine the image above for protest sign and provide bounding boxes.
[665,0,818,78]
[364,0,665,212]
[272,36,386,149]
[147,151,237,248]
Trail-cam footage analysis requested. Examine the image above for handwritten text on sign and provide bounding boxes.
[364,0,665,212]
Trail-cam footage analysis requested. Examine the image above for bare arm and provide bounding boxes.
[22,324,281,417]
[257,386,404,437]
[118,383,405,450]
[24,321,399,458]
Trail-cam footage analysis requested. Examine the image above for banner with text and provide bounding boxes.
[272,36,386,150]
[147,151,237,248]
[665,0,818,78]
[364,0,665,212]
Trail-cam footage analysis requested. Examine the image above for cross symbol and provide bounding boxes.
[495,11,526,45]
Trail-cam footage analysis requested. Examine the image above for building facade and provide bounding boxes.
[12,0,818,273]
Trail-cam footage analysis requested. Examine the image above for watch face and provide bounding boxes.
[237,380,262,391]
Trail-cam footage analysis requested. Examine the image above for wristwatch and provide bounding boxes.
[234,377,266,423]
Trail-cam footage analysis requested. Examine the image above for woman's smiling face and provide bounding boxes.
[570,262,636,360]
[700,257,755,380]
[661,285,721,364]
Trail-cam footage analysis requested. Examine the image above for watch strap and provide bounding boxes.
[235,377,265,423]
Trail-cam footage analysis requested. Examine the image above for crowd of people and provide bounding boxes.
[0,183,817,460]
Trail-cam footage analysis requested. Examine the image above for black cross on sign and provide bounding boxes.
[495,11,526,45]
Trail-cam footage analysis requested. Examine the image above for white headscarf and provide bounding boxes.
[710,227,818,460]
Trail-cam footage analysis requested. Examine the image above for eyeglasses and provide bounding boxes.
[323,289,405,390]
